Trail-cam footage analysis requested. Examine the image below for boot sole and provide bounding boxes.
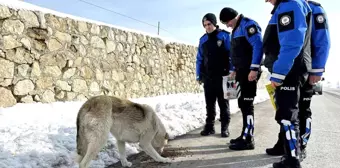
[265,149,285,156]
[200,132,215,136]
[221,133,230,138]
[266,152,285,156]
[229,144,255,150]
[266,153,284,156]
[229,139,242,144]
[273,162,302,168]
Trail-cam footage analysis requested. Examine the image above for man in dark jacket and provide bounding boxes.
[196,13,233,138]
[263,0,313,167]
[265,0,331,163]
[219,7,263,150]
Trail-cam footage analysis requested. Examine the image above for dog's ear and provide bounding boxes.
[165,133,169,139]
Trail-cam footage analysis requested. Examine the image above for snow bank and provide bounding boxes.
[0,90,269,168]
[0,0,193,46]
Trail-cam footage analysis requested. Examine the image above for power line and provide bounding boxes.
[74,0,175,36]
[186,0,251,11]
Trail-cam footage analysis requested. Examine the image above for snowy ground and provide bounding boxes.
[0,90,269,168]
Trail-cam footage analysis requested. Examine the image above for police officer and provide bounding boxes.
[219,7,263,150]
[263,0,312,167]
[265,0,331,162]
[196,13,233,138]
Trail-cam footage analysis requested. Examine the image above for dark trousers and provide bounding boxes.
[299,81,314,149]
[274,74,308,161]
[203,77,231,127]
[235,69,259,140]
[275,80,314,150]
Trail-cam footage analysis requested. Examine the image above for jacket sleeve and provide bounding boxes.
[245,21,264,71]
[223,32,235,73]
[196,39,203,80]
[310,6,330,76]
[270,2,307,83]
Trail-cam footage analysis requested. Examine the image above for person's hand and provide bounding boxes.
[248,70,258,81]
[229,71,236,79]
[271,81,282,88]
[309,75,322,85]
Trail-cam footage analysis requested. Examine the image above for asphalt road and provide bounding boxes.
[109,90,340,168]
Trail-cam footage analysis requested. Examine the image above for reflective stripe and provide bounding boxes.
[271,73,286,80]
[281,119,298,158]
[243,115,254,139]
[309,68,324,73]
[301,118,312,146]
[251,64,260,68]
[236,82,241,99]
[281,120,291,126]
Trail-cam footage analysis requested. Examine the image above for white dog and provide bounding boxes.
[75,95,171,168]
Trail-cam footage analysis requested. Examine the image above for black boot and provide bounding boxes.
[230,135,242,144]
[273,157,301,168]
[200,124,215,136]
[266,133,285,156]
[274,122,301,168]
[229,137,255,150]
[300,146,307,162]
[221,121,230,138]
[230,126,246,144]
[221,128,230,137]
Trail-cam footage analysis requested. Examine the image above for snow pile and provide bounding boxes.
[0,90,269,168]
[0,0,193,46]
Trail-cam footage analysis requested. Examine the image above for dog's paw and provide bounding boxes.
[121,160,132,167]
[158,157,172,163]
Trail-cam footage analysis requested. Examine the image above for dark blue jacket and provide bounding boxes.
[231,14,263,71]
[263,0,312,83]
[196,28,233,81]
[308,1,331,76]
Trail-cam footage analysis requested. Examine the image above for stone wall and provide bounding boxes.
[0,5,269,108]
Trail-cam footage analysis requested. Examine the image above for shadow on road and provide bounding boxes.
[108,146,279,168]
[178,154,279,168]
[163,144,240,156]
[171,132,230,141]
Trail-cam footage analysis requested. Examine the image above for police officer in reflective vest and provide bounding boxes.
[196,13,233,138]
[263,0,313,167]
[265,0,331,163]
[219,7,263,150]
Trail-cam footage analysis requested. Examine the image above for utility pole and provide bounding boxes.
[157,21,160,35]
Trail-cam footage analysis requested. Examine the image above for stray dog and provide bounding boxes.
[75,95,171,168]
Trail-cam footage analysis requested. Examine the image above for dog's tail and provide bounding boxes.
[76,113,82,163]
[75,104,88,164]
[75,97,113,167]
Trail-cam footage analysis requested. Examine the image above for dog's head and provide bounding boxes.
[138,103,169,154]
[152,131,169,154]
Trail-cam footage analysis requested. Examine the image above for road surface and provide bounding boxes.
[109,90,340,168]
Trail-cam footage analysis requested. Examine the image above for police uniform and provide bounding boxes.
[263,0,312,167]
[300,0,330,159]
[266,0,331,162]
[219,8,264,150]
[196,13,233,137]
